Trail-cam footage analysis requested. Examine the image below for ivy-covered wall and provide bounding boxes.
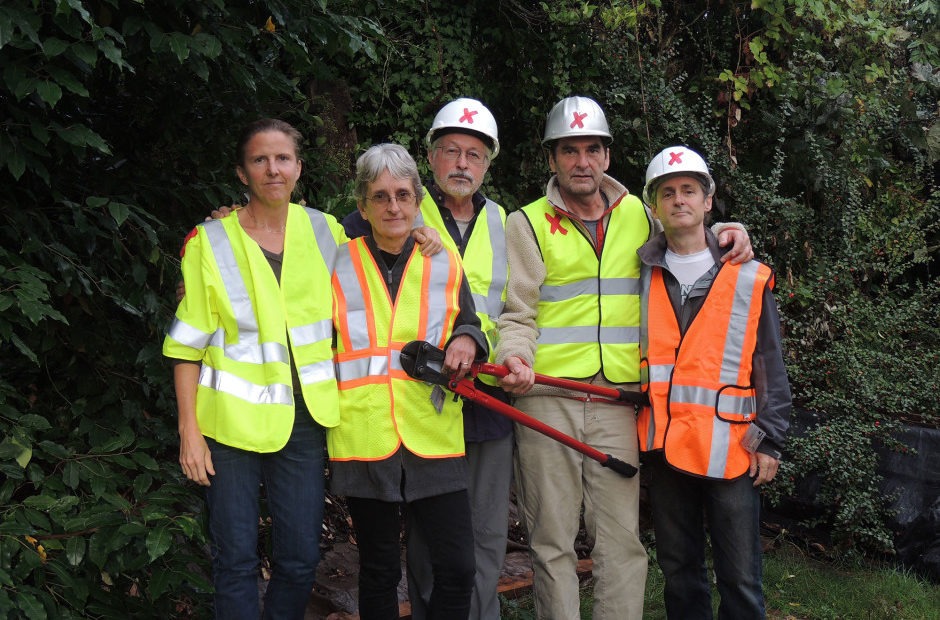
[1,1,937,616]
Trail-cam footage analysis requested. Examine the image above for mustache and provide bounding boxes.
[447,171,475,183]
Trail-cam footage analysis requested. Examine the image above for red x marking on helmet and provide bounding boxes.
[668,151,684,165]
[570,111,588,129]
[459,108,477,124]
[545,212,568,235]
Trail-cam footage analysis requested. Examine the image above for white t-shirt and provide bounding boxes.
[664,248,714,304]
[454,216,472,239]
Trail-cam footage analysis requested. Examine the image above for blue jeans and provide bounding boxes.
[204,408,325,620]
[647,452,765,619]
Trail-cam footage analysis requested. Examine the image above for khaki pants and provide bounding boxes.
[513,382,647,619]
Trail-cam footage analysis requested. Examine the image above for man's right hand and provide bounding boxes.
[499,356,535,395]
[207,205,236,221]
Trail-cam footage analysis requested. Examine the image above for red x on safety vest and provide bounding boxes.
[459,108,477,124]
[668,151,684,165]
[570,111,588,129]
[545,212,568,235]
[180,227,198,257]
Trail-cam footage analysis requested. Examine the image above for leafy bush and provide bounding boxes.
[1,0,937,616]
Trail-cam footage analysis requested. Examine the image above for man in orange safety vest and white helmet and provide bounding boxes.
[638,145,792,619]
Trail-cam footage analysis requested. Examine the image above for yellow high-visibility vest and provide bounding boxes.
[638,261,774,478]
[416,190,507,385]
[163,204,345,452]
[329,238,465,460]
[520,194,650,382]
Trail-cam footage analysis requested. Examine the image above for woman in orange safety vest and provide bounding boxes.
[329,143,487,620]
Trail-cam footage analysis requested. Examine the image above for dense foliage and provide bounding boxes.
[1,0,937,616]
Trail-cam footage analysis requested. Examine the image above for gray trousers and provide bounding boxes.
[407,434,514,620]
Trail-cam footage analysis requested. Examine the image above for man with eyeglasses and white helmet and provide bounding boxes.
[638,146,790,618]
[392,98,512,620]
[496,97,754,619]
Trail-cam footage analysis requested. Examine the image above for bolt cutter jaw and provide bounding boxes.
[399,340,450,386]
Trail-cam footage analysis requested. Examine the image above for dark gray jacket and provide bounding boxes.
[637,228,791,458]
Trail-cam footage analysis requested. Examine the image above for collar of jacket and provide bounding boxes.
[637,225,731,269]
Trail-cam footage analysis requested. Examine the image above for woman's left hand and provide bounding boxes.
[413,226,444,256]
[443,334,477,381]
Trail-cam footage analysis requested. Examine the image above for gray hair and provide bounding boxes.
[354,144,425,205]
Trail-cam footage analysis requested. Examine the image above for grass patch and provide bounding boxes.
[762,544,940,619]
[499,545,940,619]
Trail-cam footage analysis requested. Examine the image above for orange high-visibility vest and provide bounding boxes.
[638,260,774,479]
[329,238,465,461]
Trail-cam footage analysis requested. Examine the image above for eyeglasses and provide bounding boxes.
[435,146,487,166]
[366,190,417,207]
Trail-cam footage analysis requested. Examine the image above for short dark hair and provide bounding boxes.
[546,136,609,160]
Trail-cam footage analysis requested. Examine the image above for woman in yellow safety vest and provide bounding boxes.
[330,143,486,620]
[163,119,347,620]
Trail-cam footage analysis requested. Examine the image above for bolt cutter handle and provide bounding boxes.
[400,340,639,478]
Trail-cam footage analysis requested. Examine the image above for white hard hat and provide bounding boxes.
[643,146,715,205]
[542,96,612,145]
[425,98,500,159]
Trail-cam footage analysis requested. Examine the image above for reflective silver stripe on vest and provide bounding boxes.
[477,198,507,321]
[671,384,756,417]
[537,325,639,346]
[304,207,338,270]
[424,250,454,345]
[336,356,387,382]
[707,416,731,478]
[297,358,335,385]
[333,353,410,382]
[333,244,372,351]
[208,326,290,366]
[199,365,293,405]
[540,277,640,303]
[647,363,673,384]
[719,261,762,385]
[290,319,333,348]
[202,220,259,344]
[168,318,213,350]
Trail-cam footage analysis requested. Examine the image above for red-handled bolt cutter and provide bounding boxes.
[399,340,644,478]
